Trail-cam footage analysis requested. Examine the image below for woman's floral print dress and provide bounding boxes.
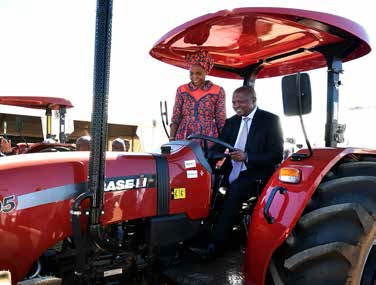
[171,80,226,141]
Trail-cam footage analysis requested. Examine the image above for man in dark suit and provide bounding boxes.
[199,85,283,256]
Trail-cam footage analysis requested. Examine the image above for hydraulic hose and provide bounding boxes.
[71,192,93,276]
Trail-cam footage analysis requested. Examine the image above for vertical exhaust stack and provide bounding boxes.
[88,0,113,227]
[87,0,115,251]
[71,3,118,276]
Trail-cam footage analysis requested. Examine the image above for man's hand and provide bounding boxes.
[230,149,247,162]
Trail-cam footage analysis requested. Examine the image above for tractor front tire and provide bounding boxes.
[283,176,376,285]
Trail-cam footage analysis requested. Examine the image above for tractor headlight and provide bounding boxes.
[279,167,301,184]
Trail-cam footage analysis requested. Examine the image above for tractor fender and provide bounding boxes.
[243,147,376,285]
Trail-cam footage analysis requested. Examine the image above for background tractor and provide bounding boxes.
[0,96,75,153]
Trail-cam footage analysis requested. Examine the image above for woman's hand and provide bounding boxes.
[169,124,178,142]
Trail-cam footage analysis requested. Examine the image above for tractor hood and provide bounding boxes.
[0,96,74,110]
[150,7,371,79]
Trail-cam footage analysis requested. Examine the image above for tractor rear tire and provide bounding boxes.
[282,176,376,285]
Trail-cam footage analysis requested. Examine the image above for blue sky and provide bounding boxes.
[0,0,375,150]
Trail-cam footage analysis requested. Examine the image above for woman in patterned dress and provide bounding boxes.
[169,50,226,143]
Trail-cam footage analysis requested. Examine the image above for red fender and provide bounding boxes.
[244,147,376,285]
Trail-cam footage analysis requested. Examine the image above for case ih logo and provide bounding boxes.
[104,175,155,192]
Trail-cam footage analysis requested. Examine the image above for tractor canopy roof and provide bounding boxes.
[0,96,73,110]
[150,7,371,79]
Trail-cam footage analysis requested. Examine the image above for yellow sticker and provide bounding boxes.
[172,188,186,199]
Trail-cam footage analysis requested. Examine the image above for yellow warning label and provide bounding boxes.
[172,188,186,199]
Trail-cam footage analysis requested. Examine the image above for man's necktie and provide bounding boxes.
[229,117,250,183]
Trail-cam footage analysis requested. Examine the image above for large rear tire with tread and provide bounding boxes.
[281,175,376,285]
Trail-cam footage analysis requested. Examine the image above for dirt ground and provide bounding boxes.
[163,249,244,285]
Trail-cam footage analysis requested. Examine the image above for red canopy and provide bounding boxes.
[0,96,73,110]
[150,7,371,79]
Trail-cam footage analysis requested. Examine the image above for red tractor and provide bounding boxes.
[0,96,75,153]
[1,3,375,285]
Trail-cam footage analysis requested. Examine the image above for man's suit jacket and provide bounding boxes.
[212,108,284,181]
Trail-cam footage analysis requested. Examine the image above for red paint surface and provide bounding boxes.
[150,7,370,79]
[0,152,90,283]
[0,146,211,283]
[0,96,73,109]
[167,146,211,219]
[244,148,376,285]
[3,145,375,284]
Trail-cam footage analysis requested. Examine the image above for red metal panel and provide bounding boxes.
[0,147,211,283]
[0,154,89,283]
[167,146,211,219]
[101,155,158,223]
[0,152,158,283]
[244,148,376,285]
[150,7,371,79]
[0,96,73,109]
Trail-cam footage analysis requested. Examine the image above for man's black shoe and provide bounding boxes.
[188,243,216,260]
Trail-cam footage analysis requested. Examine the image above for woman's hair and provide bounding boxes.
[186,49,214,73]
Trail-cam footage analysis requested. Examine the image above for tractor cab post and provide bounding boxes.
[44,104,68,143]
[45,105,53,140]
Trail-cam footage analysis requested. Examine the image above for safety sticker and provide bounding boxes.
[187,170,198,178]
[171,188,186,199]
[103,268,122,277]
[184,160,196,169]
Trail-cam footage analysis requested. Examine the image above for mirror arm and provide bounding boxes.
[291,73,313,161]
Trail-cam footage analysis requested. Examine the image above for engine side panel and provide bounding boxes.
[0,155,90,283]
[100,155,158,223]
[167,143,211,219]
[0,143,212,283]
[243,148,376,285]
[0,153,157,282]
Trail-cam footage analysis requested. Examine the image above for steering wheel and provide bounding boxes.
[37,146,73,153]
[187,134,235,160]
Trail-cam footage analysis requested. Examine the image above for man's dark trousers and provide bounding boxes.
[212,171,258,248]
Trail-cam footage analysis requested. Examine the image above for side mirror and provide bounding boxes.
[282,73,312,116]
[15,117,23,133]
